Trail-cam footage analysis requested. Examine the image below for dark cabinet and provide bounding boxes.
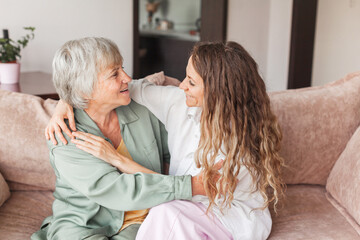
[139,36,195,80]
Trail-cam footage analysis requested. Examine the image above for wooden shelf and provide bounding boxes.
[0,71,59,100]
[140,29,200,42]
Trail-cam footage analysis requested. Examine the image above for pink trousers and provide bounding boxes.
[135,200,233,240]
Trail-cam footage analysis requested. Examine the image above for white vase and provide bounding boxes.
[0,63,21,84]
[0,83,20,92]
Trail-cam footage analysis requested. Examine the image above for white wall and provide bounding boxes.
[227,0,360,90]
[1,0,293,89]
[0,0,133,76]
[226,0,292,92]
[227,0,270,80]
[6,1,356,89]
[312,0,360,86]
[265,0,293,91]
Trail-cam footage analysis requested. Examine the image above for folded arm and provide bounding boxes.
[129,79,183,127]
[50,142,192,210]
[69,130,213,196]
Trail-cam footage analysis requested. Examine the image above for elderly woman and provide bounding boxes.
[31,37,210,240]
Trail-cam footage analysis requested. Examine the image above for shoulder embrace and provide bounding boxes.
[127,100,158,120]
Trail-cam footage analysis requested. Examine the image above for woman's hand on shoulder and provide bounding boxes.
[71,131,157,174]
[191,160,223,196]
[71,131,119,165]
[45,99,76,145]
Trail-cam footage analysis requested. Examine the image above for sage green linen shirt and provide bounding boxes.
[32,101,192,240]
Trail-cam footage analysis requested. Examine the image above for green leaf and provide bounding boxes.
[0,26,35,61]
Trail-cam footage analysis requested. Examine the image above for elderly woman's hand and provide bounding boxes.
[45,99,76,145]
[71,131,120,165]
[71,131,157,174]
[191,160,223,196]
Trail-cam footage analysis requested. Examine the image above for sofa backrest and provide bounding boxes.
[0,90,57,191]
[1,72,359,189]
[269,72,360,185]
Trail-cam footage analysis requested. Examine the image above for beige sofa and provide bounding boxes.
[0,72,359,239]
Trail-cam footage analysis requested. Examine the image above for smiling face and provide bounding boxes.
[90,64,132,108]
[179,56,204,107]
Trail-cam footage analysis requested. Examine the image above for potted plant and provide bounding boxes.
[0,27,35,84]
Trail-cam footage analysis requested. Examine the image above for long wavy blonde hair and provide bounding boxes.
[192,41,285,213]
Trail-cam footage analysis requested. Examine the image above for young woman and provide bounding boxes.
[46,41,285,239]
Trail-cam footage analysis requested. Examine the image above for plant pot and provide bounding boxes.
[0,83,20,92]
[0,62,20,84]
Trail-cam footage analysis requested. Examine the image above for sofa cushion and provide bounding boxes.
[144,71,181,86]
[144,71,166,85]
[326,126,360,229]
[268,185,360,239]
[0,90,57,190]
[164,75,181,86]
[326,193,360,236]
[269,72,360,185]
[0,191,54,239]
[0,172,10,207]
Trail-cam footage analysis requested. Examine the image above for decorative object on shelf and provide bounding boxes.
[189,18,201,36]
[195,18,201,32]
[146,0,161,28]
[0,27,35,84]
[0,82,20,92]
[157,19,174,31]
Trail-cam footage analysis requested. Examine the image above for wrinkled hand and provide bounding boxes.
[45,99,76,145]
[191,160,224,196]
[71,131,156,174]
[71,131,121,165]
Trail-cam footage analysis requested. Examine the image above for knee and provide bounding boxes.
[149,200,183,217]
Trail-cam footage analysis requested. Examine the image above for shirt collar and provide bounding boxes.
[74,101,139,138]
[187,107,202,123]
[115,102,139,125]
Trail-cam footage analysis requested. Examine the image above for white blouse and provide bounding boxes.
[129,79,272,240]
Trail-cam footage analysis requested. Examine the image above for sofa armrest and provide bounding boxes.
[0,172,10,207]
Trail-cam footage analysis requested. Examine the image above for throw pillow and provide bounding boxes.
[326,125,360,226]
[144,71,166,85]
[144,71,181,86]
[0,90,57,190]
[269,72,360,185]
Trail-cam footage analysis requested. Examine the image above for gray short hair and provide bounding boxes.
[52,37,123,109]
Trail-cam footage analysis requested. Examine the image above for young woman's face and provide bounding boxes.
[91,64,132,107]
[179,56,204,107]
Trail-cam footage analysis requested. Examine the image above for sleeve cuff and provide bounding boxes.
[174,175,192,200]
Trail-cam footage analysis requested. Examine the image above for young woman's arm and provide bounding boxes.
[45,79,180,145]
[44,99,157,174]
[129,79,183,126]
[45,99,75,145]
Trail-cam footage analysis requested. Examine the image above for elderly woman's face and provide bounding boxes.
[91,64,132,107]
